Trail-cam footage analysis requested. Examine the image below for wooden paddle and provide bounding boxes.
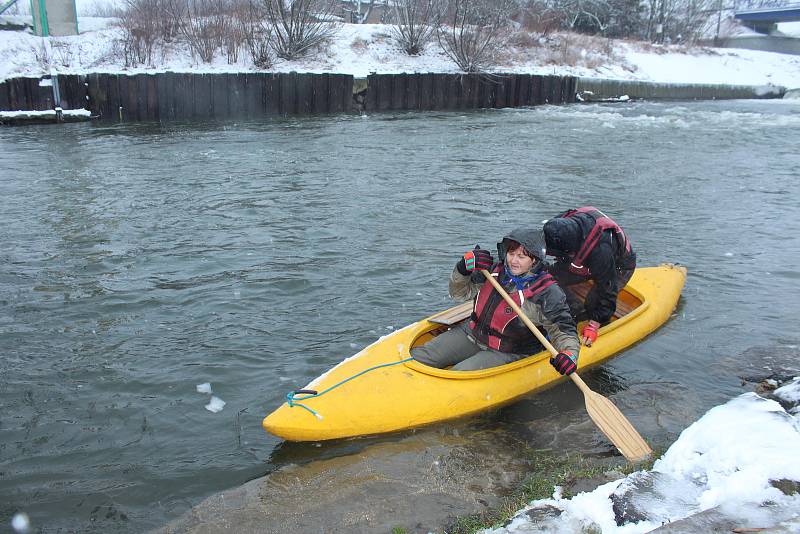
[480,269,652,463]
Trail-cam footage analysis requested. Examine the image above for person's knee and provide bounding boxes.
[452,351,518,371]
[411,346,445,368]
[451,358,483,371]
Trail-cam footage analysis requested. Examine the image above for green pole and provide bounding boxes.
[37,0,49,36]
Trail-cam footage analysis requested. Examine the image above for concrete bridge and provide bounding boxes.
[719,4,800,55]
[734,4,800,34]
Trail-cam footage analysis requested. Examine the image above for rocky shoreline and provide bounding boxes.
[157,349,800,534]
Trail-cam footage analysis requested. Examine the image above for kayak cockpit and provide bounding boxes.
[404,282,647,379]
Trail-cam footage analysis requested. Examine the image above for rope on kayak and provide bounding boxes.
[286,357,415,420]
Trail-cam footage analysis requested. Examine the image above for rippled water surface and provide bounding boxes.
[2,100,799,532]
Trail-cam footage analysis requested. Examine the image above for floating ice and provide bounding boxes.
[196,382,212,394]
[724,252,734,257]
[11,512,30,533]
[205,396,226,413]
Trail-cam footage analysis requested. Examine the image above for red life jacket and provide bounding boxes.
[555,206,631,277]
[468,265,556,353]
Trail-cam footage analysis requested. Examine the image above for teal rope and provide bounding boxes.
[286,357,415,420]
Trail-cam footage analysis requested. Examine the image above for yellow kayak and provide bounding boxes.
[263,263,687,441]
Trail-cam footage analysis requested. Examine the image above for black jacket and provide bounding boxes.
[544,213,635,324]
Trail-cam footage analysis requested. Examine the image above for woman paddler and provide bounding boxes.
[412,228,580,374]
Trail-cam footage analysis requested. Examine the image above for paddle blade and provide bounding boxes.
[584,390,652,463]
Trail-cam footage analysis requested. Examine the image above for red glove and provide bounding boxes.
[550,351,577,375]
[581,320,600,346]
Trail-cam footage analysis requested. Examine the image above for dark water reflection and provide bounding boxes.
[1,99,799,532]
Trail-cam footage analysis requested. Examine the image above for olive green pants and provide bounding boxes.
[411,324,529,371]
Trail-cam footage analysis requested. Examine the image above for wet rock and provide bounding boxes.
[610,471,702,527]
[156,428,530,534]
[610,471,657,525]
[523,504,562,523]
[756,377,800,415]
[725,345,800,386]
[565,469,625,496]
[770,478,800,496]
[649,509,800,533]
[646,506,739,533]
[756,379,780,394]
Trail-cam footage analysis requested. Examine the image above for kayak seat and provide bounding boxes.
[569,281,638,320]
[428,301,473,326]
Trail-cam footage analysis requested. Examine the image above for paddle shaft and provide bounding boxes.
[478,269,590,393]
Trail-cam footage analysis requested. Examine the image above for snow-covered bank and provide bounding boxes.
[1,17,800,88]
[485,381,800,534]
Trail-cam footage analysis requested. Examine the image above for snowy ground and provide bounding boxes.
[1,12,800,88]
[484,381,800,534]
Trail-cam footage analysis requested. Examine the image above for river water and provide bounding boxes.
[1,100,799,532]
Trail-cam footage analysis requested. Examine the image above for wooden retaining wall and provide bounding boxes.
[0,75,87,111]
[3,72,791,122]
[84,72,355,121]
[0,72,578,121]
[0,72,355,120]
[364,73,576,111]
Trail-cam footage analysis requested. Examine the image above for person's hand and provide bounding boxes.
[456,247,493,275]
[581,320,601,346]
[550,351,577,375]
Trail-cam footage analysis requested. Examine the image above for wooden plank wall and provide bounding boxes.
[0,75,87,111]
[83,72,354,121]
[364,73,578,111]
[1,72,578,121]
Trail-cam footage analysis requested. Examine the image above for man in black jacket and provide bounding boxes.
[543,207,636,347]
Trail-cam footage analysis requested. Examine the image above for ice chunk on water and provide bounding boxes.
[12,512,30,533]
[205,396,226,413]
[196,382,212,394]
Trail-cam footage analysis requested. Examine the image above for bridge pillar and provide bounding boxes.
[31,0,78,36]
[748,21,778,34]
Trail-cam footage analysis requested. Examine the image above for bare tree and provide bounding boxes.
[391,0,441,55]
[523,0,611,33]
[261,0,339,60]
[643,0,717,42]
[512,0,563,33]
[117,0,165,66]
[243,0,274,67]
[164,0,232,63]
[436,0,512,72]
[561,0,610,31]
